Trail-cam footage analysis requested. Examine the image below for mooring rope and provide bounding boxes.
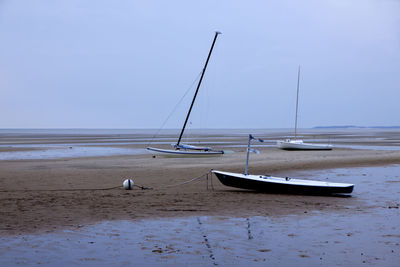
[164,170,210,188]
[0,186,121,192]
[134,184,152,190]
[0,170,214,192]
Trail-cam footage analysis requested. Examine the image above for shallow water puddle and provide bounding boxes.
[1,214,398,266]
[0,146,146,160]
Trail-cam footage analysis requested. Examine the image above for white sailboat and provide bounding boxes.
[147,32,224,156]
[213,134,353,195]
[277,66,333,150]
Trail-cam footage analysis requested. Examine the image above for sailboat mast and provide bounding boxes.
[245,134,251,175]
[294,65,301,140]
[176,31,221,147]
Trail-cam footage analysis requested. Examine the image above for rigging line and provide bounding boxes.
[176,32,220,147]
[204,37,219,131]
[147,71,203,146]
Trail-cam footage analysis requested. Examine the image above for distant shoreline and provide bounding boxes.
[314,125,400,129]
[1,126,400,131]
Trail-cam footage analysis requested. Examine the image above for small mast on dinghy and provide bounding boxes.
[147,31,224,156]
[245,134,264,175]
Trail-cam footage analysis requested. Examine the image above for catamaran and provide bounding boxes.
[147,32,224,156]
[213,134,353,195]
[277,66,333,150]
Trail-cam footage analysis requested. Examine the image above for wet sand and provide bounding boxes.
[0,129,400,265]
[1,129,400,235]
[0,165,399,266]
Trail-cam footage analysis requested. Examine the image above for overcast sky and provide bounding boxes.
[0,0,399,129]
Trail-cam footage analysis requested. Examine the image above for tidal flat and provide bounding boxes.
[0,129,399,265]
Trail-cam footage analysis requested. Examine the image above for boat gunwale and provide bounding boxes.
[147,147,224,155]
[211,170,354,188]
[276,140,333,150]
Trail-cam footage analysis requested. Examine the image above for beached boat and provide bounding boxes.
[212,170,353,194]
[147,32,224,156]
[213,134,353,195]
[147,146,223,156]
[277,139,333,150]
[277,66,332,150]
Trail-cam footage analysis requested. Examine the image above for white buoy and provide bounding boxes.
[123,179,134,190]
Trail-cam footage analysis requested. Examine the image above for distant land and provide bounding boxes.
[314,126,400,129]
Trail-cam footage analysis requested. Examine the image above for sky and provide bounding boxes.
[0,0,399,129]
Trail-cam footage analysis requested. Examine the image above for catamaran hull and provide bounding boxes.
[212,170,353,195]
[147,147,224,156]
[277,141,333,150]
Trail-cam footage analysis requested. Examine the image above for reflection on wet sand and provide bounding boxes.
[1,129,400,265]
[0,165,399,266]
[1,128,400,160]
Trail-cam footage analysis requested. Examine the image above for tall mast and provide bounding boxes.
[176,31,221,148]
[294,65,300,140]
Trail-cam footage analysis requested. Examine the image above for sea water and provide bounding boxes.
[1,128,400,160]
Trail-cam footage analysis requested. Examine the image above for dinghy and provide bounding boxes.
[147,31,224,156]
[277,66,333,150]
[213,134,353,195]
[147,146,223,156]
[277,139,333,150]
[212,170,353,195]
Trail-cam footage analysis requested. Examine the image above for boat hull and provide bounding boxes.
[277,140,333,150]
[212,170,353,195]
[147,147,224,156]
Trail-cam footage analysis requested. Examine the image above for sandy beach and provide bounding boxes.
[0,129,400,235]
[0,129,399,265]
